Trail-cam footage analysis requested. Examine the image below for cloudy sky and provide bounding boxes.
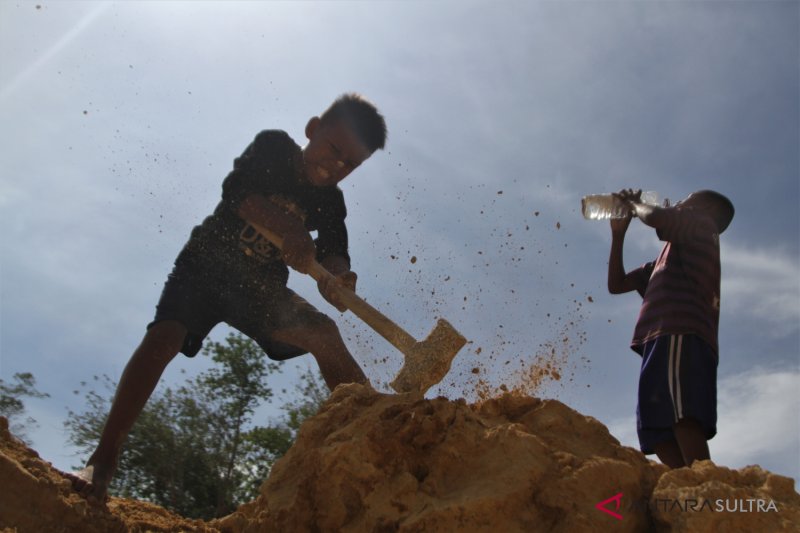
[1,0,798,490]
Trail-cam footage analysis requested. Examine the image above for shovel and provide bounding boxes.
[247,221,466,394]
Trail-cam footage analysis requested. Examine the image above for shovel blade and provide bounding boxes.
[390,319,467,394]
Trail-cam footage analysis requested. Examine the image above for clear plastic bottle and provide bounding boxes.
[581,191,660,220]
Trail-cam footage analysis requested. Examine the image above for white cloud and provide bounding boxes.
[0,3,111,102]
[714,367,800,469]
[607,367,800,486]
[722,243,800,337]
[607,414,639,455]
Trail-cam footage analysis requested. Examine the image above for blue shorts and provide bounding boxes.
[635,334,718,454]
[149,251,331,360]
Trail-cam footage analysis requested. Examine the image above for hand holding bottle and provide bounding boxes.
[582,189,661,220]
[609,207,633,235]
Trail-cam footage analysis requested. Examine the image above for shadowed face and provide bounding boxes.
[301,117,371,187]
[675,191,733,232]
[675,191,723,211]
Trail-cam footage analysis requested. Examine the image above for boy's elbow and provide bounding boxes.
[608,279,630,294]
[607,276,621,294]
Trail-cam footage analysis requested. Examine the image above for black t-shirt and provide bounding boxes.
[177,130,350,283]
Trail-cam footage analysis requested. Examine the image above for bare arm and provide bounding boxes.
[606,192,651,296]
[631,202,669,230]
[320,255,351,276]
[239,194,358,311]
[617,188,670,231]
[608,214,641,294]
[318,255,357,312]
[238,193,316,273]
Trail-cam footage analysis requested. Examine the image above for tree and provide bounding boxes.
[65,333,328,519]
[281,365,330,435]
[0,372,49,443]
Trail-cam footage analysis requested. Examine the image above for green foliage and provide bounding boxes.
[0,372,49,443]
[281,366,330,434]
[65,333,328,519]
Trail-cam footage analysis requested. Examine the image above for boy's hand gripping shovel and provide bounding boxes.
[248,221,466,394]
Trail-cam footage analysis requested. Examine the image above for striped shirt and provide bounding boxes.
[630,207,721,358]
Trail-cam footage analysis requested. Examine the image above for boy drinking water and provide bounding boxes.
[607,188,734,468]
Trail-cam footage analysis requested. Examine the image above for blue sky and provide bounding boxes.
[1,1,798,489]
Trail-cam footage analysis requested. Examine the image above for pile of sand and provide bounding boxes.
[1,385,798,532]
[0,416,213,533]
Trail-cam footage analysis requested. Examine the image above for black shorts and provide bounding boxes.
[635,333,718,454]
[149,253,330,360]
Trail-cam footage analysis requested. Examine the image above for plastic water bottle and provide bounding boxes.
[581,191,660,220]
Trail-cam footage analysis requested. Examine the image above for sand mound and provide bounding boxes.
[1,385,798,532]
[0,416,213,533]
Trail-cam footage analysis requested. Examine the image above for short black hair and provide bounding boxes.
[696,190,735,233]
[320,93,387,153]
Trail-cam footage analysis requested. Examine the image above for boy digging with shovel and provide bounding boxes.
[68,93,387,502]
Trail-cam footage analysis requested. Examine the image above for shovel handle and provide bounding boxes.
[247,221,417,354]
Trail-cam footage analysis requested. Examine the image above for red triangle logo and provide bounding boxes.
[595,492,624,520]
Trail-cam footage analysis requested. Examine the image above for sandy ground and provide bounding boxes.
[1,385,798,532]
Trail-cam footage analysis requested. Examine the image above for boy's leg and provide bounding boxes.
[673,417,710,466]
[68,320,186,500]
[636,334,715,469]
[231,285,368,390]
[271,316,367,390]
[653,438,686,468]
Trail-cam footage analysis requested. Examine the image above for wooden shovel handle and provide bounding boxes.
[247,221,417,354]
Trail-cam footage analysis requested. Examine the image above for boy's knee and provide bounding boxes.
[674,417,704,434]
[308,315,341,339]
[271,315,342,354]
[300,316,344,351]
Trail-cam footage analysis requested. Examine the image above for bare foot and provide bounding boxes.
[63,464,112,503]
